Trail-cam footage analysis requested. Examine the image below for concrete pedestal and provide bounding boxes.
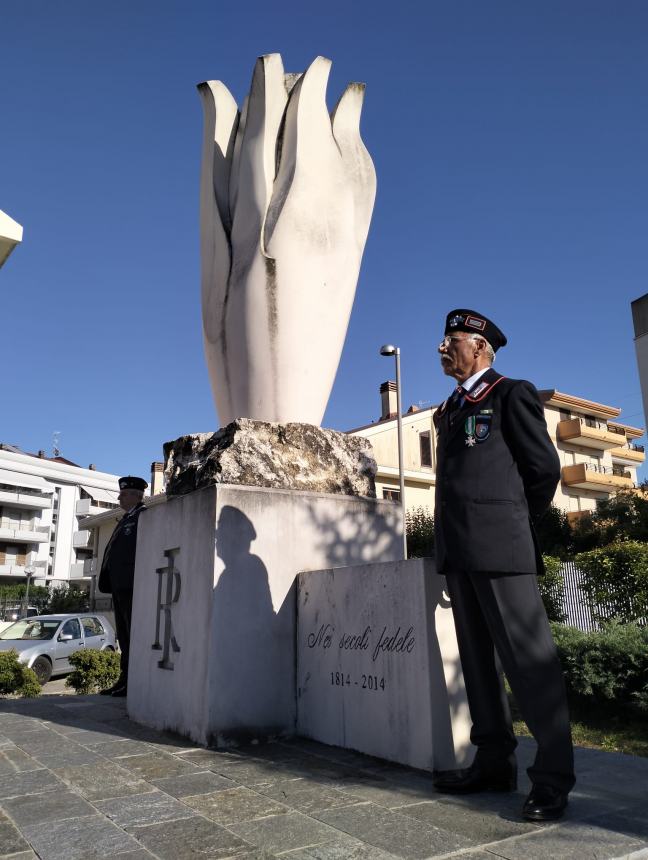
[127,484,402,746]
[296,559,475,771]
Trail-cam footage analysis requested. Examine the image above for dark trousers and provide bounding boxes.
[112,588,133,685]
[446,570,575,793]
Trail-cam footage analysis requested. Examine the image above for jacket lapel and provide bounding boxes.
[441,370,504,446]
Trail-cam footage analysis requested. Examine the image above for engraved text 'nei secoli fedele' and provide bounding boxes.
[307,624,415,662]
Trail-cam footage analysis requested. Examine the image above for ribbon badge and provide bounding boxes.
[465,416,476,447]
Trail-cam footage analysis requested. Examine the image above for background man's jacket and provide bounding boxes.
[433,369,560,574]
[97,503,145,593]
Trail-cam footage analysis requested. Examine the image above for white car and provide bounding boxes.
[0,613,117,684]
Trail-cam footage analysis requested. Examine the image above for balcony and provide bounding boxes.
[562,463,634,492]
[557,418,627,450]
[0,520,50,544]
[0,490,52,510]
[69,561,91,579]
[0,561,47,577]
[610,443,645,464]
[72,530,92,548]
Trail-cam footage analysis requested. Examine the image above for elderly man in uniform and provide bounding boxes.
[432,309,574,821]
[98,476,147,697]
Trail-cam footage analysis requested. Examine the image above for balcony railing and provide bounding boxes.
[556,418,625,450]
[562,463,635,491]
[0,519,49,534]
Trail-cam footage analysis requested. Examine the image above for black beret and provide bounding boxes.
[444,309,507,352]
[118,476,148,491]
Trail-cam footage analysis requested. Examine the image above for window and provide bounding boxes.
[419,432,432,467]
[383,489,401,502]
[60,619,81,640]
[81,617,104,636]
[559,409,571,421]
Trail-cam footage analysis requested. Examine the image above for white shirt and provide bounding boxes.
[458,367,490,395]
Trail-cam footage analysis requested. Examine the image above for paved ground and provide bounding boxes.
[1,688,647,860]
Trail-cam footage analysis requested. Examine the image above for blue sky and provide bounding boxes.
[2,1,647,479]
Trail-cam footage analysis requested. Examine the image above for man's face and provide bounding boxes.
[438,334,480,381]
[118,489,142,511]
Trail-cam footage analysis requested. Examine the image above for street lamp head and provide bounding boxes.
[380,344,398,356]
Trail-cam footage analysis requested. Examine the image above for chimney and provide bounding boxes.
[380,381,398,420]
[88,464,96,470]
[38,450,46,458]
[150,461,165,495]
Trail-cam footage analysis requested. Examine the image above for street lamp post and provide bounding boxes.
[22,565,35,616]
[380,344,408,559]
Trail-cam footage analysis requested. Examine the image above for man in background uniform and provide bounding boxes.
[432,309,574,821]
[98,475,147,697]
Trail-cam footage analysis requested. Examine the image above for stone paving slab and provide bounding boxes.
[1,692,647,859]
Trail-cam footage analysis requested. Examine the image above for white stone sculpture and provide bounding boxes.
[198,54,376,426]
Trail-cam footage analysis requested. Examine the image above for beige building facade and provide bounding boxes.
[349,383,645,519]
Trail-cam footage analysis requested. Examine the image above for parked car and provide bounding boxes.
[0,607,40,635]
[0,613,117,684]
[1,606,39,622]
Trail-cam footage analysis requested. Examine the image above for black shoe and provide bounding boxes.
[433,761,517,794]
[522,784,568,821]
[110,685,128,698]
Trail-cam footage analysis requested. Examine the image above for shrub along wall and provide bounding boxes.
[574,541,648,625]
[551,621,648,712]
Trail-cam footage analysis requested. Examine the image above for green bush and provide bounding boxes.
[574,541,648,624]
[0,584,50,612]
[406,506,435,558]
[65,649,121,695]
[0,651,41,698]
[46,585,90,614]
[551,621,648,711]
[538,556,566,623]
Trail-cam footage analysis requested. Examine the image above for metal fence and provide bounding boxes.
[544,561,647,632]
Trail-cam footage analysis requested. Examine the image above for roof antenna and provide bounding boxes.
[52,431,61,458]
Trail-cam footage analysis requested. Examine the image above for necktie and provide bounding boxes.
[448,386,465,422]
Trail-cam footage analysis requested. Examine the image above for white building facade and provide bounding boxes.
[0,445,119,589]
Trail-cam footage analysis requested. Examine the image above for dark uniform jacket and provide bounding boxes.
[97,503,146,594]
[433,369,560,575]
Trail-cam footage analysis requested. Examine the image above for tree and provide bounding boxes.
[571,486,648,553]
[46,585,90,613]
[406,507,435,558]
[534,505,573,559]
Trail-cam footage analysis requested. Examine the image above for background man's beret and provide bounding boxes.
[444,308,507,352]
[118,476,148,491]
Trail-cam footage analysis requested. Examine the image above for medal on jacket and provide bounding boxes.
[465,416,476,446]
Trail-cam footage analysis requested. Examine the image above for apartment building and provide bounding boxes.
[348,383,645,517]
[540,390,644,521]
[0,444,119,588]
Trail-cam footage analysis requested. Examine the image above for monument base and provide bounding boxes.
[297,558,475,771]
[127,483,403,746]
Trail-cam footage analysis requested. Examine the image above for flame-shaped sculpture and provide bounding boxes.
[198,54,376,426]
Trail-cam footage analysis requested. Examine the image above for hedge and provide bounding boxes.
[574,541,648,624]
[538,555,566,623]
[551,621,648,711]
